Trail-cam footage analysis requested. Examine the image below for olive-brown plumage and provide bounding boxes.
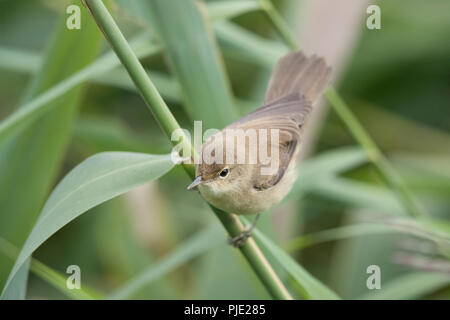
[188,51,331,241]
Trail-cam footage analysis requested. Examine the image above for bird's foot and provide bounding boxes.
[227,214,261,248]
[228,229,253,248]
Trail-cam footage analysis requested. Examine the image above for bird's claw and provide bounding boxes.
[228,229,253,248]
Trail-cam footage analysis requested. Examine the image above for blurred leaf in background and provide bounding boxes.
[323,0,450,299]
[0,0,104,292]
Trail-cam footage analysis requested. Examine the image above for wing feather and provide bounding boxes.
[211,51,330,190]
[228,94,309,190]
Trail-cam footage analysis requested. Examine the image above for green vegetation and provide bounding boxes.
[0,0,448,300]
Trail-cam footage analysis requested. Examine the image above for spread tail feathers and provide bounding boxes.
[265,51,331,104]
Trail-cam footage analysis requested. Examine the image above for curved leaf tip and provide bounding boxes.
[1,152,174,299]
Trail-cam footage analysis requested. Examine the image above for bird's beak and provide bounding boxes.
[187,176,202,190]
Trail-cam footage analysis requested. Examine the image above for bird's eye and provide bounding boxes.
[219,168,229,178]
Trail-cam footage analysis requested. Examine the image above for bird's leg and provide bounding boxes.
[228,214,261,248]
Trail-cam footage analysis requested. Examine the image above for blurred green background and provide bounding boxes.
[0,0,449,299]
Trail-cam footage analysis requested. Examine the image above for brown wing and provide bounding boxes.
[252,138,297,190]
[224,51,330,190]
[228,93,310,190]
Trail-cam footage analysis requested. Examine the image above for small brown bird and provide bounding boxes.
[187,51,331,247]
